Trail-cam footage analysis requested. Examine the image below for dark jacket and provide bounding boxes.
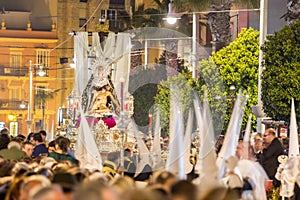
[124,157,136,178]
[48,152,77,164]
[261,137,284,180]
[32,143,48,158]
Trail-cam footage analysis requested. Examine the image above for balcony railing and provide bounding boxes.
[0,66,49,77]
[0,67,28,76]
[0,99,27,110]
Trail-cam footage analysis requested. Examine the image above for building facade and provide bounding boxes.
[0,0,58,135]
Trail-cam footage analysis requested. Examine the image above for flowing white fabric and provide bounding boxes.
[74,32,89,96]
[151,109,164,171]
[217,91,248,179]
[75,105,103,171]
[113,33,131,103]
[276,157,299,198]
[242,115,252,159]
[193,93,221,191]
[275,98,300,198]
[48,120,54,142]
[132,120,150,174]
[238,159,268,200]
[183,109,194,174]
[289,98,299,157]
[92,32,100,47]
[166,87,185,179]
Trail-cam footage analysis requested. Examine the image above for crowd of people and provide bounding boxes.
[0,126,296,200]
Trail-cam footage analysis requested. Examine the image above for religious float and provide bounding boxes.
[62,32,136,156]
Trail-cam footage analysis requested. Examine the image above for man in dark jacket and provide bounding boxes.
[32,133,48,158]
[259,128,285,183]
[123,149,136,178]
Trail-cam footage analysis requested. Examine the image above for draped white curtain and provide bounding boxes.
[112,33,131,103]
[74,32,89,96]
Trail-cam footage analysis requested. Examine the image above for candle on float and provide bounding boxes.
[73,107,76,124]
[58,107,61,126]
[120,78,124,112]
[148,114,153,133]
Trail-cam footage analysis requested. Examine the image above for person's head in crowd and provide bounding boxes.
[14,134,26,143]
[36,167,53,180]
[200,186,240,200]
[11,162,31,178]
[22,141,34,157]
[0,127,9,135]
[263,128,277,146]
[126,188,165,200]
[0,133,11,150]
[52,172,78,200]
[51,163,70,174]
[107,151,120,166]
[151,187,170,200]
[21,156,33,164]
[27,132,34,142]
[253,134,263,153]
[67,167,89,184]
[235,139,244,159]
[55,136,71,154]
[84,170,110,183]
[5,174,25,200]
[30,185,65,200]
[215,134,225,154]
[171,180,198,200]
[39,130,47,142]
[48,140,56,153]
[0,159,16,177]
[7,141,22,150]
[73,178,119,200]
[32,133,44,146]
[19,175,52,200]
[151,170,177,193]
[111,176,135,194]
[281,137,289,152]
[39,157,57,168]
[124,148,131,158]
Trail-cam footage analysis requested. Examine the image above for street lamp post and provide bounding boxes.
[165,9,199,80]
[257,0,268,133]
[26,60,33,134]
[192,12,199,79]
[26,60,45,134]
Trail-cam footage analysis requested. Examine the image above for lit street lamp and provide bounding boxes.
[164,6,199,80]
[163,0,180,25]
[26,60,44,134]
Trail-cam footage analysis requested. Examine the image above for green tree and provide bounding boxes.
[198,28,259,132]
[154,70,196,135]
[155,28,260,134]
[129,65,168,133]
[261,20,300,124]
